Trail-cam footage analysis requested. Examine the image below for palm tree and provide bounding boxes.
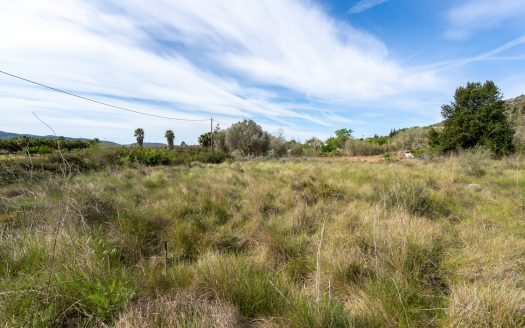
[165,130,175,150]
[134,128,144,147]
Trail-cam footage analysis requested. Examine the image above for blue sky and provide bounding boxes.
[1,0,524,144]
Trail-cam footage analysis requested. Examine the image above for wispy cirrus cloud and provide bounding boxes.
[347,0,388,15]
[0,0,440,143]
[446,0,525,39]
[416,34,525,70]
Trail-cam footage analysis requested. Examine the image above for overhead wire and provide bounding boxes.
[0,69,210,122]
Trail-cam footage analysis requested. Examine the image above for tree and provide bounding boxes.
[212,127,227,152]
[198,132,212,148]
[269,130,287,157]
[287,140,304,157]
[306,137,322,150]
[225,120,270,155]
[322,128,353,153]
[89,138,100,147]
[199,125,227,151]
[335,128,353,140]
[165,130,175,150]
[430,81,514,155]
[134,128,144,147]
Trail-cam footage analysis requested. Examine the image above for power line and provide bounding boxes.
[0,69,210,122]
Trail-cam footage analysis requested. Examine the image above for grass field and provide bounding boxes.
[1,155,525,327]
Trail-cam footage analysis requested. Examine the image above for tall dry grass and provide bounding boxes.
[1,155,524,327]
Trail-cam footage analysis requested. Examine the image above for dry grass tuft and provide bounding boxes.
[116,292,243,328]
[445,283,525,327]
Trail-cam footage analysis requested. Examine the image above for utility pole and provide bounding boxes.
[210,118,213,150]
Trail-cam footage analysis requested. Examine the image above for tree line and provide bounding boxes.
[2,80,516,158]
[132,80,516,158]
[0,136,93,154]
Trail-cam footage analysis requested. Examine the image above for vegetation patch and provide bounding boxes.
[1,157,524,326]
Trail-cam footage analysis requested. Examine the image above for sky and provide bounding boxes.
[1,0,524,144]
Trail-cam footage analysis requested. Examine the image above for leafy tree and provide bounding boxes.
[269,134,287,157]
[165,130,175,150]
[225,120,270,155]
[134,128,144,147]
[198,132,212,148]
[430,81,514,155]
[322,128,353,153]
[335,128,353,140]
[212,129,227,152]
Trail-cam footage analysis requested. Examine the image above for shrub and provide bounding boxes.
[457,146,493,177]
[0,137,92,153]
[269,134,287,157]
[27,145,53,154]
[345,139,386,156]
[390,126,429,150]
[289,143,304,157]
[225,120,270,155]
[121,147,227,166]
[57,271,136,323]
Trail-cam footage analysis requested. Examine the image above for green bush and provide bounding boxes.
[27,145,53,154]
[57,272,135,323]
[122,147,228,166]
[0,137,92,153]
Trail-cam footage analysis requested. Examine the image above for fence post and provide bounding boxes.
[164,241,168,276]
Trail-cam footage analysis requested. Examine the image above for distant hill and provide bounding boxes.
[0,130,173,147]
[0,131,119,146]
[0,131,46,139]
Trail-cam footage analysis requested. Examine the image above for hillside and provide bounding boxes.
[384,95,525,150]
[506,94,525,113]
[506,95,525,147]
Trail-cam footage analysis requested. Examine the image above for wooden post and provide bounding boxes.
[164,241,168,276]
[328,279,332,304]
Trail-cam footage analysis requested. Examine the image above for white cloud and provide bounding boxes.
[416,35,525,70]
[0,0,440,143]
[348,0,388,15]
[446,0,525,39]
